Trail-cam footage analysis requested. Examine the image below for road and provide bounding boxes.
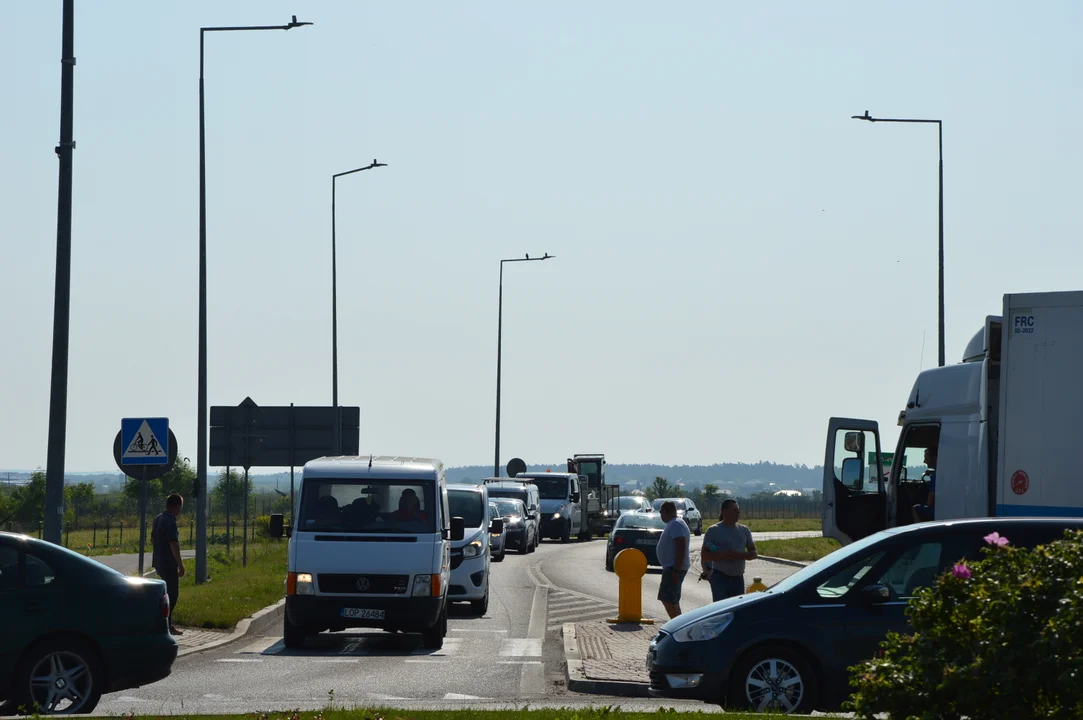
[92,531,804,715]
[93,550,195,576]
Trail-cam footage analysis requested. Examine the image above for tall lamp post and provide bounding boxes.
[851,110,945,368]
[196,15,312,584]
[331,160,387,455]
[494,253,555,477]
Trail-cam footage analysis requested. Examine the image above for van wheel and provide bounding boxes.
[283,614,306,650]
[422,604,447,650]
[728,644,817,714]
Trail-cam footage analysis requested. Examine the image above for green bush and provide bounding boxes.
[848,529,1083,719]
[255,514,271,538]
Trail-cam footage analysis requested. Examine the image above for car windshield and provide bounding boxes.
[493,500,522,517]
[525,477,569,500]
[298,478,435,533]
[767,529,893,594]
[618,513,666,530]
[448,489,485,527]
[488,489,526,505]
[610,496,648,510]
[651,498,686,511]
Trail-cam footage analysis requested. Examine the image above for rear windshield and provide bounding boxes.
[618,514,666,530]
[448,489,486,528]
[299,477,435,533]
[610,496,649,510]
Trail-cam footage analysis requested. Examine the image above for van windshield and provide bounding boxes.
[298,478,436,533]
[525,477,569,500]
[448,489,485,527]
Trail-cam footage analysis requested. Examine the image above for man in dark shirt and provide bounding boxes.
[152,493,185,635]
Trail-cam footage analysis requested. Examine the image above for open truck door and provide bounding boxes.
[823,418,886,545]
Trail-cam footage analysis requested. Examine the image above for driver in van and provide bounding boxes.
[911,445,938,523]
[390,488,428,523]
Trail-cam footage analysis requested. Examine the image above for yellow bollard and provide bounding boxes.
[746,576,768,593]
[606,548,654,624]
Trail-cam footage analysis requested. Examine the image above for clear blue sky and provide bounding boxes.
[3,1,1082,474]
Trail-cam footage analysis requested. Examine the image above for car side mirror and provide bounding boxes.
[570,492,580,503]
[285,525,292,538]
[448,517,466,542]
[861,583,891,605]
[490,519,504,535]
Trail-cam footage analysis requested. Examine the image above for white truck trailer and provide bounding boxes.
[824,290,1083,545]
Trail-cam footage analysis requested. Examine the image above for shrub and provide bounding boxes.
[848,529,1083,719]
[255,514,271,538]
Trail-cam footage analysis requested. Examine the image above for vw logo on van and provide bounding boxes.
[355,577,371,592]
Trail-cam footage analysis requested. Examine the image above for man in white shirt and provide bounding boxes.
[655,500,691,619]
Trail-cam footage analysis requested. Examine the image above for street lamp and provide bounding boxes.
[494,253,555,477]
[331,160,387,455]
[851,109,945,367]
[196,15,312,584]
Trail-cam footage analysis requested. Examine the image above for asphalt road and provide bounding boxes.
[94,550,195,577]
[92,531,803,715]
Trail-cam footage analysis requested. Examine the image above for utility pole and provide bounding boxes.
[43,0,76,545]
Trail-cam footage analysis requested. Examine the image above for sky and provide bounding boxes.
[3,1,1083,475]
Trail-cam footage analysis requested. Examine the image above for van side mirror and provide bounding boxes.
[844,431,865,454]
[269,513,285,538]
[489,519,504,535]
[861,583,891,605]
[448,517,466,542]
[570,492,580,503]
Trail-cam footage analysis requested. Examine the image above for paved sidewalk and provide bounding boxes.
[564,621,655,696]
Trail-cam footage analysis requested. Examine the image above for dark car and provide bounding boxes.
[490,498,534,554]
[0,532,178,714]
[646,517,1083,713]
[605,511,666,571]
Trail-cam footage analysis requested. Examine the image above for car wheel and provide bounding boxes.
[694,520,703,536]
[422,603,447,649]
[494,547,506,562]
[728,644,817,714]
[471,586,489,615]
[283,613,306,649]
[519,531,530,554]
[11,638,103,715]
[605,552,614,572]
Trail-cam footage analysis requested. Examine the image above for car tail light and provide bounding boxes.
[160,592,171,618]
[615,536,624,544]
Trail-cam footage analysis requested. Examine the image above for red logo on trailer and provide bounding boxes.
[1011,470,1030,495]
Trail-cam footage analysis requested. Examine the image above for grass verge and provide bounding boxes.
[701,517,821,533]
[172,540,287,629]
[127,709,824,720]
[756,536,840,562]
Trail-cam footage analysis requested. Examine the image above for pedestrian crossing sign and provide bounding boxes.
[121,417,170,465]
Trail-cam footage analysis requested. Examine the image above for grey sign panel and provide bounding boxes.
[209,399,360,468]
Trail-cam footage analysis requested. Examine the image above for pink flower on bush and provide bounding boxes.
[952,563,972,579]
[984,532,1010,547]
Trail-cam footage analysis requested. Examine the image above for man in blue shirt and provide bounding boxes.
[912,446,937,523]
[152,494,186,635]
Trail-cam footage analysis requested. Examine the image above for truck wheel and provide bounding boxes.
[283,614,306,650]
[422,603,447,649]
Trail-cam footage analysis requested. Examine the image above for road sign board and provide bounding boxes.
[209,398,360,468]
[121,417,170,465]
[113,428,178,480]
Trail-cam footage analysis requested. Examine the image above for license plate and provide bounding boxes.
[340,608,385,620]
[635,539,655,546]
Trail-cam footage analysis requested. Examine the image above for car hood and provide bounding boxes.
[660,590,771,632]
[452,528,485,549]
[540,498,567,513]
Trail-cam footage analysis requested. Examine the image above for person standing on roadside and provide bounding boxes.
[152,493,186,635]
[700,498,757,602]
[655,500,691,619]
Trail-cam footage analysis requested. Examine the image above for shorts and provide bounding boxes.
[658,567,688,604]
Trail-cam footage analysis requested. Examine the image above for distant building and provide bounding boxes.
[773,489,803,497]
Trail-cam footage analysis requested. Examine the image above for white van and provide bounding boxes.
[280,456,465,649]
[446,485,504,614]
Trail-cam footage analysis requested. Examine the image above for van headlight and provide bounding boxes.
[672,612,734,643]
[462,540,483,558]
[288,572,315,596]
[412,574,432,597]
[553,504,566,519]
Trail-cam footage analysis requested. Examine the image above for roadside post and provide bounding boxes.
[113,417,177,575]
[607,548,654,625]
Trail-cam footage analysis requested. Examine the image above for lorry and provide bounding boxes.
[824,290,1083,546]
[512,453,618,542]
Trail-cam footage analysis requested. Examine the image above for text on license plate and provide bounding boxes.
[341,608,385,620]
[635,539,655,546]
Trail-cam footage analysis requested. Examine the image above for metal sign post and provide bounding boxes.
[113,418,177,577]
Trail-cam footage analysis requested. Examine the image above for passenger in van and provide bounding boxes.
[389,488,428,524]
[911,446,938,523]
[345,497,381,526]
[316,495,341,526]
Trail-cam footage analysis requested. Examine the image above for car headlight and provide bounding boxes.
[672,612,734,643]
[288,572,315,596]
[463,540,483,558]
[412,574,432,597]
[505,516,521,526]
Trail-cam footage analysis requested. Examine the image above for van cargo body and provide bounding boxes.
[824,290,1083,545]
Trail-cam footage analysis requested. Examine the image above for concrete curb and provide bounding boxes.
[177,598,285,657]
[562,623,651,698]
[757,554,811,568]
